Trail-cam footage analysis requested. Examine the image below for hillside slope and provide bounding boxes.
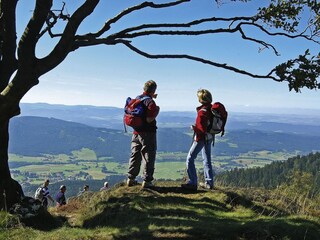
[9,116,191,159]
[1,181,319,240]
[9,116,320,159]
[216,152,320,189]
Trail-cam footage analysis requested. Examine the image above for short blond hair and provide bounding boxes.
[143,80,157,93]
[197,89,212,103]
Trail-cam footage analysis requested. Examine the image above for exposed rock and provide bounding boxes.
[9,196,44,219]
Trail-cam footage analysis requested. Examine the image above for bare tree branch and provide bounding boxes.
[119,40,279,81]
[77,15,256,40]
[236,23,280,56]
[112,24,281,55]
[120,28,239,38]
[83,0,191,39]
[85,18,315,57]
[38,2,70,39]
[242,22,320,44]
[37,0,99,76]
[73,34,279,80]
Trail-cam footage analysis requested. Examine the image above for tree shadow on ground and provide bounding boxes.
[147,186,204,194]
[82,185,320,239]
[21,210,67,231]
[222,189,290,217]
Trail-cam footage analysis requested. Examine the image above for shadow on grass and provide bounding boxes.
[21,209,67,231]
[82,186,320,239]
[149,186,204,194]
[223,190,289,217]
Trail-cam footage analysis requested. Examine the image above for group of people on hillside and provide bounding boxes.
[35,180,108,208]
[35,80,224,209]
[126,80,225,191]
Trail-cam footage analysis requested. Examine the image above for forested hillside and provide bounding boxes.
[216,152,320,190]
[9,116,191,160]
[9,116,320,160]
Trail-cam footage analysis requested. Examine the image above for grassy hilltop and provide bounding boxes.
[1,181,320,240]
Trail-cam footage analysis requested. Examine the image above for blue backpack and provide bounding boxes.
[124,96,150,130]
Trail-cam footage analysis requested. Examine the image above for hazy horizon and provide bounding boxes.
[20,101,320,116]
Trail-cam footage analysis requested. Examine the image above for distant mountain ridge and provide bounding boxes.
[20,103,124,129]
[9,116,320,162]
[7,103,320,166]
[20,103,320,133]
[9,116,191,161]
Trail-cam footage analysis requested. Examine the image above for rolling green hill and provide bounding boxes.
[8,116,320,187]
[9,116,192,160]
[9,116,320,160]
[1,181,319,240]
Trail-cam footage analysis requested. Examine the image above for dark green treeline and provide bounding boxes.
[216,152,320,191]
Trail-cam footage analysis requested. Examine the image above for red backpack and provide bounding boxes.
[124,96,150,130]
[208,102,228,135]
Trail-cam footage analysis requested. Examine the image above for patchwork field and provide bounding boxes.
[10,148,299,185]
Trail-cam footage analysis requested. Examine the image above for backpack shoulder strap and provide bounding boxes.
[136,95,151,101]
[136,96,151,108]
[199,105,212,115]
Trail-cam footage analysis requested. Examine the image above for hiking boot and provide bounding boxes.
[142,181,154,188]
[126,179,138,187]
[181,183,197,191]
[199,182,213,190]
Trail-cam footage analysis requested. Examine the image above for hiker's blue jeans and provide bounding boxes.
[186,138,214,187]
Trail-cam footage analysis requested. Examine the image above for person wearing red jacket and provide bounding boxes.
[181,89,214,191]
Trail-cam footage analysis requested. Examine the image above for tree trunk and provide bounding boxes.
[0,69,42,211]
[0,118,24,210]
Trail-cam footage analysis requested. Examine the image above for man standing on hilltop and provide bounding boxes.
[39,179,54,208]
[126,80,160,188]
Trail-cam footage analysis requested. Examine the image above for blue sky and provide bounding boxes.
[17,0,319,113]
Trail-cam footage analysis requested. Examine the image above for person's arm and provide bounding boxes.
[56,193,61,205]
[193,108,209,140]
[146,106,159,123]
[146,100,159,123]
[48,194,54,203]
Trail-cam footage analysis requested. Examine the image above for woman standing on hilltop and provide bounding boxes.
[181,89,214,191]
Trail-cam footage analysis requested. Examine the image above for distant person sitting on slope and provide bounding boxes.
[78,184,89,196]
[55,185,67,207]
[100,181,109,191]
